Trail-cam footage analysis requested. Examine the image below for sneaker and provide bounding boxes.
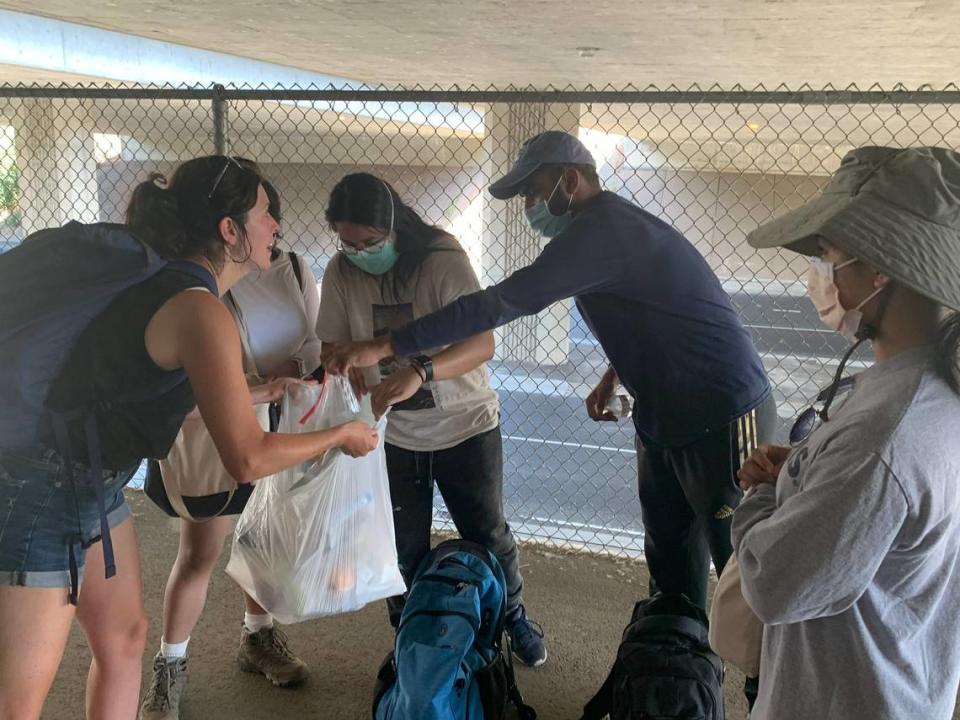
[505,604,547,668]
[237,625,309,687]
[139,653,188,720]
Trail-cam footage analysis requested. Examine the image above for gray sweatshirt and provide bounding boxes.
[733,347,960,720]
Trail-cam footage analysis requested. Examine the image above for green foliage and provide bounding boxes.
[0,162,18,214]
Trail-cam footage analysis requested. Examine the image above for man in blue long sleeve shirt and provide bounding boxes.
[324,131,773,609]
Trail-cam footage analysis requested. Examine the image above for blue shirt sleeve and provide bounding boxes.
[391,219,623,356]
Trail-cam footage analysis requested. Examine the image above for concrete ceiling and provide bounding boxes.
[0,1,957,89]
[0,63,115,85]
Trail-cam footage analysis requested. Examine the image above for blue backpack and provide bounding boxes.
[373,539,536,720]
[0,221,216,600]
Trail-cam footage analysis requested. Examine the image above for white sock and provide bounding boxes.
[160,637,189,659]
[243,612,274,633]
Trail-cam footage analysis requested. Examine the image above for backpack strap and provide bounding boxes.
[167,260,219,297]
[580,663,616,720]
[503,633,538,720]
[150,457,235,523]
[288,251,304,292]
[49,260,219,604]
[54,364,192,604]
[371,651,396,716]
[51,410,115,606]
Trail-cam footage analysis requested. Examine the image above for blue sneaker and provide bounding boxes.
[505,604,547,667]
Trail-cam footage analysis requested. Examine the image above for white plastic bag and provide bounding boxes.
[225,376,406,624]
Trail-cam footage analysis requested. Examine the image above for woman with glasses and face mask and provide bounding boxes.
[0,157,378,720]
[139,179,324,720]
[318,172,547,668]
[733,146,960,720]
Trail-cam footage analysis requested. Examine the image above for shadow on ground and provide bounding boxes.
[46,490,774,719]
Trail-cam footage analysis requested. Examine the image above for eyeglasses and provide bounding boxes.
[207,155,247,199]
[789,376,855,446]
[338,234,390,256]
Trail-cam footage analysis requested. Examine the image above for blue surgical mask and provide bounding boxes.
[345,238,400,275]
[525,202,573,238]
[524,174,574,238]
[341,177,401,275]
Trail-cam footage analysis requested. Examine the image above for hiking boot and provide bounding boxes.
[139,653,188,720]
[237,625,309,687]
[506,604,547,668]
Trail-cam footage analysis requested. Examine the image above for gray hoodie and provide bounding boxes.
[733,347,960,720]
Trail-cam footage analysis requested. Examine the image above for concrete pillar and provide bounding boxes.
[12,98,100,234]
[481,102,581,367]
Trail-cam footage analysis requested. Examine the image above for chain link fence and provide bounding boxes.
[2,84,958,556]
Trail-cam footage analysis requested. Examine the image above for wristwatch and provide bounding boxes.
[411,354,434,382]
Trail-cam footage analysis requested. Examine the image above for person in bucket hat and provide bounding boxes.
[734,146,960,720]
[324,130,776,615]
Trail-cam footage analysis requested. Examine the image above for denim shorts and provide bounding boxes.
[0,448,135,589]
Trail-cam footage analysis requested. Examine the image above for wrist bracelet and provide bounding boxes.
[412,354,434,382]
[411,363,427,383]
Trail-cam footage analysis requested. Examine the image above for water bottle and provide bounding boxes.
[604,388,632,419]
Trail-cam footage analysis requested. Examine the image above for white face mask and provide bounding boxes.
[806,257,884,340]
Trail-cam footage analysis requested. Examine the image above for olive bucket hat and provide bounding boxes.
[747,145,960,311]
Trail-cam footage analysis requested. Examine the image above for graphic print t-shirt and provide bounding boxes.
[317,235,499,451]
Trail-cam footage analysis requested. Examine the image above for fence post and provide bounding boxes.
[211,84,228,155]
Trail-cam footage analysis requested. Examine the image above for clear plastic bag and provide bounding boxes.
[225,376,406,624]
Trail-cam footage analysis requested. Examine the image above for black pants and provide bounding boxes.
[384,425,523,627]
[635,394,777,610]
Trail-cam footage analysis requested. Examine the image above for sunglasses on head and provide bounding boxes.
[207,156,250,199]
